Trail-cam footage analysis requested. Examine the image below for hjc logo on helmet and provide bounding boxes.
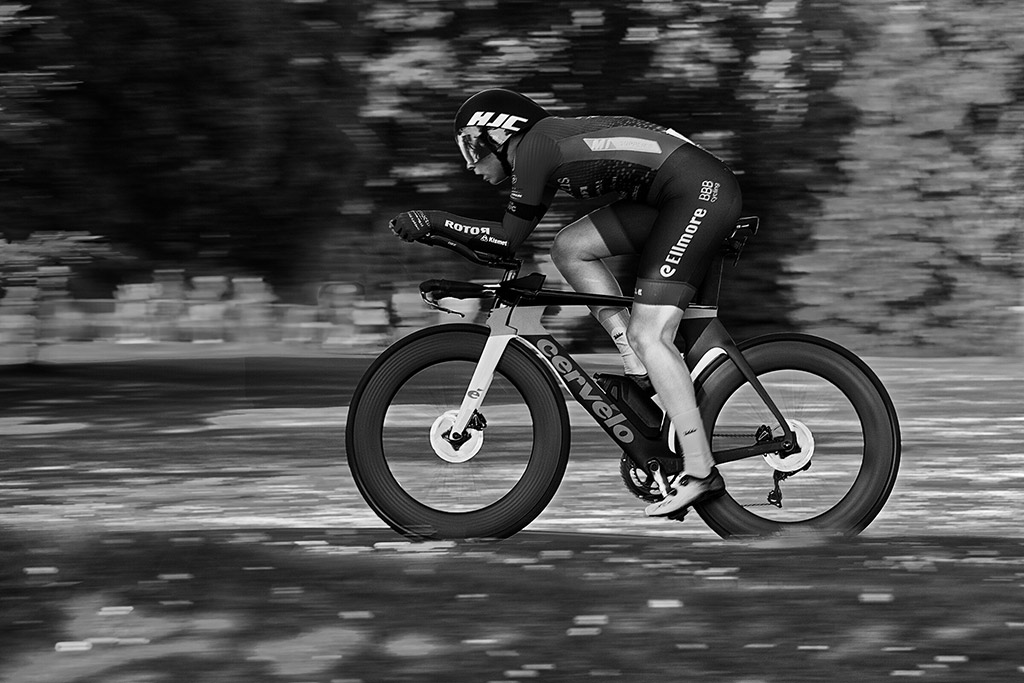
[466,111,530,131]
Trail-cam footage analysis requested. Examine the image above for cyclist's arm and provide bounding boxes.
[496,126,561,252]
[414,185,556,257]
[414,210,516,256]
[503,184,557,250]
[401,129,561,256]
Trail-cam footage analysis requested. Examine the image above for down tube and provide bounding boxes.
[512,334,673,469]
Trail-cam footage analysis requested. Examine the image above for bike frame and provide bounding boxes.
[429,246,799,477]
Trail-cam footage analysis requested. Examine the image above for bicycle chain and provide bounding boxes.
[621,428,801,509]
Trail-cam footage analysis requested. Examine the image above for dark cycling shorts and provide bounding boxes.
[589,144,742,309]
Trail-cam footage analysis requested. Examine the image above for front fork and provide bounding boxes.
[446,316,518,440]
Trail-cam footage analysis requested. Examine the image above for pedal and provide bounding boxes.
[666,507,689,521]
[646,459,676,497]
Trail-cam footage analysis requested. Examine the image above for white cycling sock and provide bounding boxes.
[598,310,647,377]
[667,406,713,479]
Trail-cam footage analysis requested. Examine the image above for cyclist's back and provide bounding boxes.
[512,115,693,204]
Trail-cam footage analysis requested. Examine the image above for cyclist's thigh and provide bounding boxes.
[636,151,742,308]
[585,201,658,257]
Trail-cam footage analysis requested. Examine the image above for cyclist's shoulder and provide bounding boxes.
[529,115,626,137]
[597,115,677,138]
[514,117,564,161]
[523,116,564,140]
[532,114,676,139]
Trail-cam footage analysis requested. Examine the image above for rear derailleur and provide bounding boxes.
[766,461,812,508]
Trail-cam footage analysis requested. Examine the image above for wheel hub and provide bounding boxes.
[430,410,484,463]
[763,419,814,472]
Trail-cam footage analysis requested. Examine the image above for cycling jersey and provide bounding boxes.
[420,114,742,307]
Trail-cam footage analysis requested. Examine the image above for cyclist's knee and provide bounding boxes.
[552,218,603,267]
[625,324,652,360]
[626,312,676,358]
[549,229,574,270]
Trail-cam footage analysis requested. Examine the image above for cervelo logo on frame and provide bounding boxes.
[535,337,635,444]
[467,111,529,131]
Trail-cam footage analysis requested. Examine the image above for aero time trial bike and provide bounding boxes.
[345,218,901,540]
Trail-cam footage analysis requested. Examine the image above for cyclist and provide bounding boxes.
[390,88,743,518]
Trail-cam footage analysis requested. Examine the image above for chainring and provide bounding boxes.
[619,455,663,503]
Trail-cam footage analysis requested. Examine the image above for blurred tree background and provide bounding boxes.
[2,0,1022,354]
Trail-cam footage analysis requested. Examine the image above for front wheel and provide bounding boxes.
[694,335,900,537]
[346,324,570,540]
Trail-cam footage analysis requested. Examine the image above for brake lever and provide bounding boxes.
[420,290,466,318]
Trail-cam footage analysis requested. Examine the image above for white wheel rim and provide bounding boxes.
[429,410,484,463]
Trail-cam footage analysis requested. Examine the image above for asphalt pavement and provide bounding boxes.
[2,342,1024,681]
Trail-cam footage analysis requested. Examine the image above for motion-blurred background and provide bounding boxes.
[2,0,1022,358]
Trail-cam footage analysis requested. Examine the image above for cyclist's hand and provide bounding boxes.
[389,210,432,242]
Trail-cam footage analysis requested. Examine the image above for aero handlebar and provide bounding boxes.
[419,234,522,271]
[419,279,490,300]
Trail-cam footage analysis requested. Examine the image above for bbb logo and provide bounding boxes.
[699,180,720,203]
[467,111,529,131]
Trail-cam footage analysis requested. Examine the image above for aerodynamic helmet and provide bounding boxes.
[454,89,550,168]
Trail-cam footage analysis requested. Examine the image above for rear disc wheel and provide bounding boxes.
[695,337,900,537]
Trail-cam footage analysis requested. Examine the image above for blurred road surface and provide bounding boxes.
[2,348,1022,539]
[1,347,1023,681]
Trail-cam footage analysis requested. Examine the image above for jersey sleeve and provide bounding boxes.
[420,184,554,258]
[421,210,515,256]
[499,128,561,251]
[500,184,557,253]
[419,127,561,257]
